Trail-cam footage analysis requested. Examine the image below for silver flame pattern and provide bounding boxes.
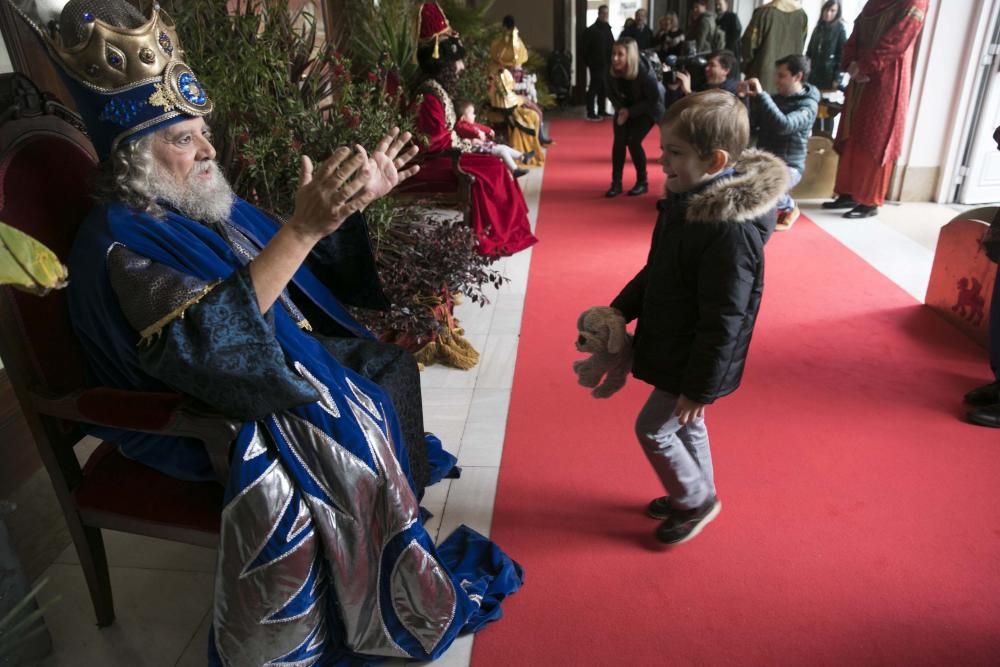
[213,372,458,665]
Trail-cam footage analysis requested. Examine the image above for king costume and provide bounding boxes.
[12,0,523,664]
[410,3,538,258]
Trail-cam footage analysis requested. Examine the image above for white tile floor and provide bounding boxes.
[28,163,980,666]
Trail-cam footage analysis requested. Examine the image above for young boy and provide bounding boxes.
[609,90,786,544]
[454,100,534,178]
[740,54,819,231]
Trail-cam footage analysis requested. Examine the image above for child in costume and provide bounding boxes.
[454,100,534,178]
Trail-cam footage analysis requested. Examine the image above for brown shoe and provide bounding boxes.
[775,205,800,231]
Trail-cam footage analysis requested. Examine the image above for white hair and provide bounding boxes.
[93,130,235,224]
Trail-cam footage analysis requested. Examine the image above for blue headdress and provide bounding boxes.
[10,0,213,160]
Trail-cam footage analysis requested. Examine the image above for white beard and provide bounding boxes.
[151,159,235,224]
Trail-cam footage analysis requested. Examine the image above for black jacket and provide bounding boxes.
[611,150,787,403]
[806,20,847,90]
[717,11,743,56]
[583,20,615,69]
[751,84,819,173]
[621,23,655,51]
[609,56,666,122]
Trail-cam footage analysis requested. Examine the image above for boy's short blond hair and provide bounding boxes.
[661,90,749,163]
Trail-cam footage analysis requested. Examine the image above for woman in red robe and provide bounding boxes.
[822,0,927,218]
[408,4,537,257]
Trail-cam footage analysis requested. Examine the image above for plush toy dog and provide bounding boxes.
[573,306,632,398]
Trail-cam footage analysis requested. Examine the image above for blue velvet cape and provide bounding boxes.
[66,198,523,664]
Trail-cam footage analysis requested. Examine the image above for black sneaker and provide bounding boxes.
[585,114,602,122]
[646,496,674,520]
[655,496,721,545]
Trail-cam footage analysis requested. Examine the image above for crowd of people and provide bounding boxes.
[14,0,997,664]
[584,0,927,226]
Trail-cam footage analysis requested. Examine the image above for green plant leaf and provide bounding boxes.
[0,222,68,294]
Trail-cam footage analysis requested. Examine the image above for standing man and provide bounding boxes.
[822,0,928,218]
[584,4,615,120]
[741,54,820,231]
[716,0,743,70]
[742,0,808,93]
[689,0,724,54]
[963,125,1000,427]
[622,8,655,51]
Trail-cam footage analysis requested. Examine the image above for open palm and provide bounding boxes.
[362,128,420,201]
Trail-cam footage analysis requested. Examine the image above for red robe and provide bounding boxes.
[834,0,927,205]
[412,86,537,257]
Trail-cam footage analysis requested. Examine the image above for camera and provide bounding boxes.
[661,54,708,87]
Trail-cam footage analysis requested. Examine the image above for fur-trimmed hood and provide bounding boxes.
[683,149,788,225]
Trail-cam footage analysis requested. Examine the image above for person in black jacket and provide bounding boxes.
[715,0,743,70]
[806,1,847,90]
[964,125,1000,428]
[583,4,615,120]
[742,54,818,230]
[607,38,666,197]
[620,8,655,51]
[608,90,787,544]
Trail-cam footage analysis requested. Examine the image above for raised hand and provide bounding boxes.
[287,146,372,243]
[362,127,421,202]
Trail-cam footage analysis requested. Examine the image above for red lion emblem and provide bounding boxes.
[953,276,985,326]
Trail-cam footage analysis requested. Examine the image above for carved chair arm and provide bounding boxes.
[30,387,238,484]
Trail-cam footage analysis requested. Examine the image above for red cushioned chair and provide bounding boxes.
[0,74,234,627]
[394,147,476,223]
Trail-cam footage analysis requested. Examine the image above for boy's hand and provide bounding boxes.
[675,395,705,426]
[616,108,630,126]
[742,78,763,97]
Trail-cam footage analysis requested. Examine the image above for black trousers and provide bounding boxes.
[586,65,610,117]
[611,114,656,186]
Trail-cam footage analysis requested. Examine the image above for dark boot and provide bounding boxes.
[627,182,648,196]
[605,183,623,198]
[843,204,878,219]
[964,380,1000,406]
[967,403,1000,428]
[822,195,857,209]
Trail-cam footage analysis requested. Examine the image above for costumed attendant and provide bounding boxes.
[822,0,927,218]
[606,38,666,198]
[741,0,809,94]
[13,0,523,663]
[488,16,550,163]
[412,2,538,256]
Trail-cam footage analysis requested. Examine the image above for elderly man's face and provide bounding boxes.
[635,9,647,25]
[151,116,217,186]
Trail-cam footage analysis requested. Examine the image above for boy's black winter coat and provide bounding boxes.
[611,150,787,404]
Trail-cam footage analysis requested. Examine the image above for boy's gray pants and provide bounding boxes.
[635,388,716,510]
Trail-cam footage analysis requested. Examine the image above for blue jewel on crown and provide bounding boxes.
[158,31,174,56]
[83,11,94,22]
[98,98,146,126]
[178,72,206,105]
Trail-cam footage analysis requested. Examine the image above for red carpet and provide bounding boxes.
[472,119,1000,666]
